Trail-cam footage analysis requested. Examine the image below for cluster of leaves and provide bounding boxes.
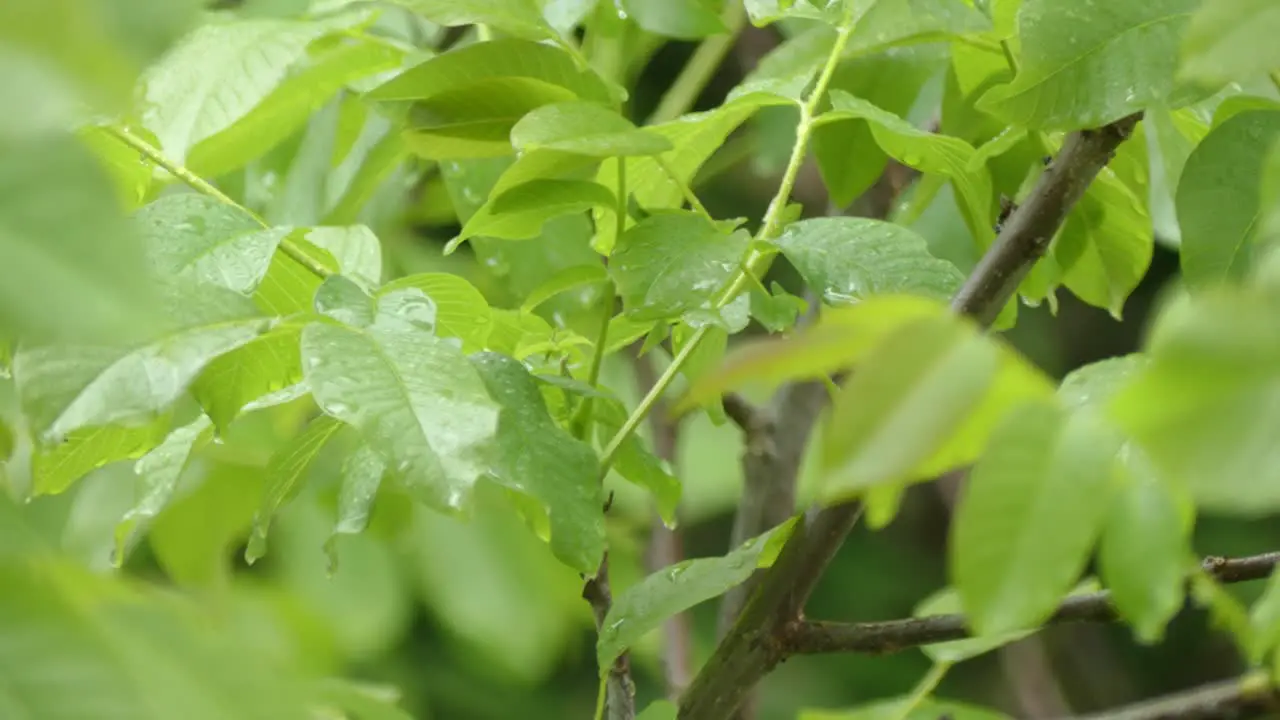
[6,0,1280,718]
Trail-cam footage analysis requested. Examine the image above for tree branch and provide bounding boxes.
[584,555,636,720]
[785,552,1280,656]
[677,113,1144,720]
[1071,672,1278,720]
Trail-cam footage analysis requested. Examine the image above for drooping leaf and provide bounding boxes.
[245,414,346,563]
[377,273,492,349]
[134,194,288,296]
[114,415,214,562]
[520,264,610,313]
[952,402,1120,636]
[14,292,271,442]
[301,321,501,514]
[1177,110,1280,286]
[596,398,681,523]
[325,443,387,565]
[597,521,793,670]
[1098,444,1192,644]
[29,418,170,496]
[610,211,750,322]
[1056,169,1153,317]
[140,14,366,162]
[1112,286,1280,514]
[1180,0,1280,85]
[821,314,1054,500]
[470,353,605,573]
[186,37,404,177]
[511,102,673,157]
[456,179,616,242]
[979,0,1200,130]
[776,217,966,305]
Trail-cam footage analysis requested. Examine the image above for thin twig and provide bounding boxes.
[786,552,1280,656]
[1070,671,1277,720]
[677,113,1145,720]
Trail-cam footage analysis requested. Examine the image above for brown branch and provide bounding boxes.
[786,552,1280,656]
[584,555,636,720]
[677,113,1144,720]
[635,352,693,699]
[1071,672,1278,720]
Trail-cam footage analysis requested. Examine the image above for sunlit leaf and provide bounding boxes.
[597,521,793,669]
[1056,169,1153,317]
[470,353,605,573]
[979,0,1199,130]
[304,225,382,287]
[952,402,1120,636]
[29,418,170,496]
[776,217,966,306]
[377,273,492,349]
[191,321,305,431]
[1177,110,1280,286]
[610,211,750,321]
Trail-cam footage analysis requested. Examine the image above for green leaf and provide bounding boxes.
[1177,110,1280,286]
[511,102,673,157]
[979,0,1200,130]
[325,443,387,566]
[845,0,991,56]
[952,402,1120,636]
[15,303,271,442]
[801,698,1010,720]
[677,294,951,411]
[731,25,836,102]
[114,415,214,563]
[750,282,808,333]
[1146,106,1207,246]
[819,92,993,244]
[1098,444,1191,643]
[597,522,792,669]
[377,273,492,349]
[140,15,364,162]
[314,679,414,720]
[369,38,611,104]
[1249,567,1280,664]
[1180,0,1280,84]
[315,274,376,327]
[470,353,605,573]
[913,587,1034,664]
[1113,287,1280,514]
[387,0,558,41]
[621,0,726,38]
[637,700,679,720]
[1056,169,1153,317]
[303,225,382,287]
[610,211,750,322]
[744,0,842,26]
[0,133,163,344]
[521,264,610,313]
[821,314,1053,499]
[245,414,345,563]
[135,194,288,295]
[191,321,305,430]
[776,217,967,305]
[30,419,170,496]
[0,556,313,720]
[596,398,682,523]
[456,179,616,242]
[187,37,404,177]
[301,321,500,514]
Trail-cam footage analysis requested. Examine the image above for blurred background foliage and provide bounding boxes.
[4,0,1280,718]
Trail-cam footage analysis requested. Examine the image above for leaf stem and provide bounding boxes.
[646,0,748,125]
[888,662,951,720]
[656,156,712,220]
[598,13,856,471]
[104,125,333,280]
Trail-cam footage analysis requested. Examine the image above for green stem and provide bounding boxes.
[105,125,333,281]
[572,159,626,439]
[655,156,712,220]
[646,0,747,125]
[598,14,856,470]
[1271,71,1280,95]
